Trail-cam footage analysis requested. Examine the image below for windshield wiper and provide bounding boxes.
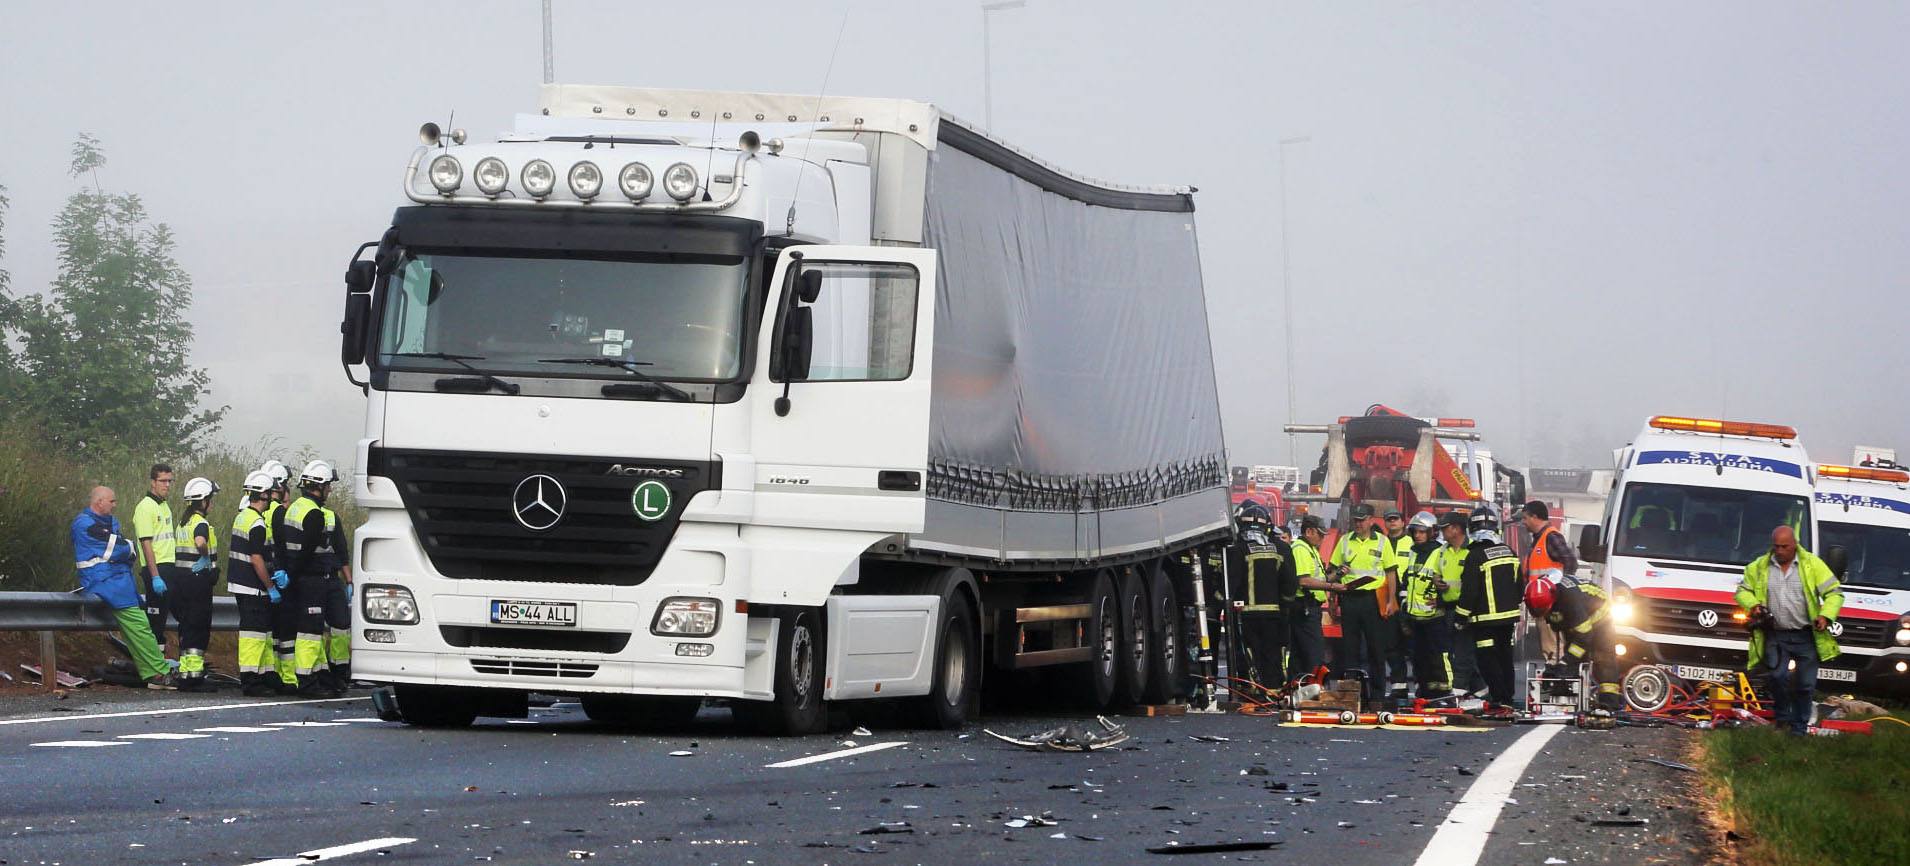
[390,352,521,396]
[537,357,694,401]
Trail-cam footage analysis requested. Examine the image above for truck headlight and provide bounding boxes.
[1613,600,1634,625]
[663,162,699,202]
[568,161,603,199]
[473,157,509,196]
[651,597,720,637]
[521,159,556,198]
[618,162,653,200]
[427,155,462,194]
[1895,615,1910,647]
[362,585,420,625]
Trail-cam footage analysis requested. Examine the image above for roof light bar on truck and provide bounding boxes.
[1816,464,1910,484]
[402,145,751,212]
[1647,415,1797,440]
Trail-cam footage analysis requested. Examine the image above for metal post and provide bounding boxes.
[40,631,58,692]
[1186,552,1218,710]
[541,0,555,84]
[1279,135,1311,467]
[980,1,1027,130]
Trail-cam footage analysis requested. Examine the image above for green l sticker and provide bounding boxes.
[632,480,672,522]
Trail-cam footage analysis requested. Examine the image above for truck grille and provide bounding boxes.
[1638,596,1893,648]
[470,659,599,678]
[441,626,631,654]
[370,447,719,585]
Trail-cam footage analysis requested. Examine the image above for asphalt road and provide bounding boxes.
[0,696,1701,866]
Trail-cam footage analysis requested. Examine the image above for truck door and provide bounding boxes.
[749,246,938,532]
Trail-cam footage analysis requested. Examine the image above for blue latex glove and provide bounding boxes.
[344,582,354,603]
[267,585,282,604]
[191,556,215,574]
[149,573,168,595]
[271,570,290,590]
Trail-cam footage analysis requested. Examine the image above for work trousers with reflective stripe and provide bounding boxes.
[271,582,300,684]
[1469,622,1518,707]
[1560,620,1623,710]
[1405,613,1454,697]
[168,570,214,680]
[236,594,275,675]
[294,573,351,677]
[1337,592,1390,702]
[1236,610,1287,687]
[1286,600,1325,683]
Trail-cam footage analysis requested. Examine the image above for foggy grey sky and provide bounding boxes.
[3,1,1905,472]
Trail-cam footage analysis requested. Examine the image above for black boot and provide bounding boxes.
[242,673,277,698]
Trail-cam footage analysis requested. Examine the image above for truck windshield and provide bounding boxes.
[1820,521,1910,590]
[1613,481,1812,565]
[376,250,749,382]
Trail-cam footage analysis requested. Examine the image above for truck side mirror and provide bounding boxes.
[780,306,813,381]
[1577,523,1606,565]
[1822,544,1849,580]
[797,269,824,304]
[345,259,376,295]
[340,293,371,367]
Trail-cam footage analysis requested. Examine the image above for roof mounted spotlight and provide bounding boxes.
[521,159,556,199]
[568,161,603,200]
[663,163,699,203]
[618,162,653,201]
[427,155,462,195]
[472,157,509,197]
[418,122,442,146]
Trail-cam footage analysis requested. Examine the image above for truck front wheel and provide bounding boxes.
[739,607,828,735]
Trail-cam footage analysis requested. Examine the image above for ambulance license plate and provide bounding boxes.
[1672,664,1733,683]
[490,600,577,627]
[1819,668,1856,683]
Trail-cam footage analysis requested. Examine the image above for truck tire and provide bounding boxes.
[394,683,477,728]
[580,695,702,730]
[1116,567,1153,707]
[910,588,979,729]
[1141,561,1186,705]
[1077,569,1121,709]
[738,607,828,735]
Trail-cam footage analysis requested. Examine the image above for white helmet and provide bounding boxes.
[182,477,220,501]
[241,471,275,495]
[260,459,290,487]
[299,459,338,486]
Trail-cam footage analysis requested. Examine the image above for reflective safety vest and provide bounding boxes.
[1525,525,1566,583]
[174,511,215,565]
[1291,539,1327,603]
[227,506,270,594]
[1455,541,1523,624]
[133,493,176,568]
[1406,542,1461,619]
[1331,533,1396,592]
[283,496,340,575]
[1736,549,1844,668]
[1545,581,1611,660]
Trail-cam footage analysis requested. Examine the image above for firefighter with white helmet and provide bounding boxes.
[284,460,353,695]
[171,477,221,691]
[258,459,299,692]
[230,471,287,696]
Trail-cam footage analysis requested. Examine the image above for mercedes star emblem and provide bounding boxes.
[512,474,567,531]
[1696,609,1719,629]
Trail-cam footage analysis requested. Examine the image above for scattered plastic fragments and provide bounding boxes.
[566,851,593,860]
[1189,734,1230,743]
[1545,859,1567,865]
[984,716,1129,752]
[852,726,874,737]
[668,750,695,757]
[1147,841,1279,855]
[1004,814,1060,829]
[860,821,914,835]
[1635,757,1696,772]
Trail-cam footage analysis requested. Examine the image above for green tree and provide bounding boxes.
[12,134,226,459]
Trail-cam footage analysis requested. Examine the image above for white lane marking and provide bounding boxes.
[117,733,212,740]
[334,718,387,723]
[765,741,908,768]
[265,721,350,727]
[195,726,282,734]
[0,696,365,727]
[240,836,418,866]
[30,740,129,748]
[1410,724,1566,866]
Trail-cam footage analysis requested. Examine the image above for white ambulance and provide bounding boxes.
[1812,463,1910,695]
[1585,416,1854,685]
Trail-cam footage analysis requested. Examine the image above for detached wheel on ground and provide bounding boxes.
[1141,559,1186,705]
[737,606,829,735]
[910,583,980,729]
[1116,566,1153,707]
[580,694,703,729]
[1623,664,1673,713]
[393,683,477,728]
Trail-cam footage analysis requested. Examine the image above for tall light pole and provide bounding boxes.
[981,1,1027,130]
[1279,135,1311,467]
[541,0,555,84]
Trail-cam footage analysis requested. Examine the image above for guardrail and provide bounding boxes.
[2,592,240,692]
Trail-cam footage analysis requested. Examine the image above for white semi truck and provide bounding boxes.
[341,85,1231,731]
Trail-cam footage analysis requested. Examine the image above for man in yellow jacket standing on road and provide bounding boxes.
[1735,525,1842,736]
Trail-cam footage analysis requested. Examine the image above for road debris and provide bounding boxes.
[668,750,695,757]
[852,726,874,736]
[566,851,593,860]
[1004,813,1060,829]
[860,821,913,835]
[1635,757,1696,772]
[1146,841,1279,855]
[984,716,1129,752]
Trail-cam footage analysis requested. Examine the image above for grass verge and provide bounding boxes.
[1698,711,1910,865]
